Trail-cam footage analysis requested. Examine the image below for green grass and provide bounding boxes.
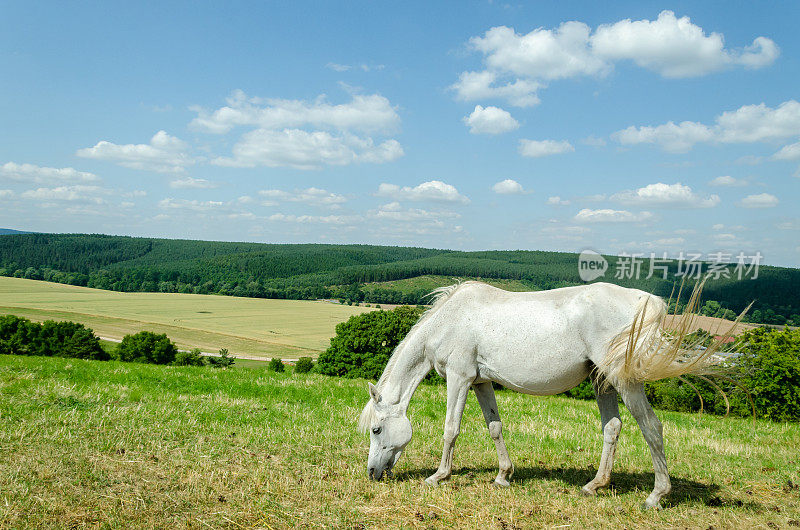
[1,354,797,529]
[0,277,372,359]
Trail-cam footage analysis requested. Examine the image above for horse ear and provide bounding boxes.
[368,382,382,403]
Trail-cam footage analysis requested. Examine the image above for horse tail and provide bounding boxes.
[596,279,750,388]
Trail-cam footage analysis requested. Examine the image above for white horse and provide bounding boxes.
[359,281,725,509]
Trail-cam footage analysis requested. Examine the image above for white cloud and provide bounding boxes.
[169,177,218,189]
[268,213,360,224]
[190,90,399,135]
[611,182,720,208]
[547,196,570,205]
[574,208,653,223]
[773,140,800,161]
[376,180,470,204]
[709,175,747,187]
[212,129,403,169]
[739,193,779,208]
[453,11,777,106]
[591,11,779,78]
[77,131,192,173]
[158,198,225,212]
[0,162,99,184]
[451,71,541,107]
[613,100,800,152]
[259,187,346,207]
[612,121,714,153]
[325,62,383,73]
[463,105,519,134]
[21,185,108,204]
[492,179,528,194]
[371,202,460,224]
[518,139,574,158]
[0,189,14,199]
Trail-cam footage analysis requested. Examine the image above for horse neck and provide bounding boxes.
[380,337,432,412]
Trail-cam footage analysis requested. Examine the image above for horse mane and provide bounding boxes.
[357,281,466,432]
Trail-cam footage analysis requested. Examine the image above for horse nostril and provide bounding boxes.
[368,467,375,480]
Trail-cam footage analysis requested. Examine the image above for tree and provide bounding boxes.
[115,331,178,365]
[268,358,285,372]
[294,356,314,374]
[207,348,235,368]
[316,306,425,379]
[174,348,206,366]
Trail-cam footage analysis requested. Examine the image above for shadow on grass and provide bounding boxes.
[395,465,762,510]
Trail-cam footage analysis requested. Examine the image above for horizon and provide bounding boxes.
[2,2,799,267]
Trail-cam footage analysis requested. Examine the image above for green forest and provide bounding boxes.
[1,232,798,325]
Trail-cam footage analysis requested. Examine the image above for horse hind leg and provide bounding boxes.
[619,382,671,510]
[581,378,622,496]
[473,382,514,487]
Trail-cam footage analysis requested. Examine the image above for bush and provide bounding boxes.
[268,358,285,372]
[0,314,108,360]
[294,356,314,374]
[207,348,235,368]
[115,331,177,365]
[174,348,205,366]
[316,305,425,379]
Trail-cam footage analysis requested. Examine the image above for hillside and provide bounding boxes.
[1,233,799,325]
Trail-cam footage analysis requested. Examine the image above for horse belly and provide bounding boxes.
[478,350,591,395]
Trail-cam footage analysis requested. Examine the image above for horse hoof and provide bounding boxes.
[640,501,661,511]
[492,478,510,488]
[424,477,439,487]
[580,487,596,497]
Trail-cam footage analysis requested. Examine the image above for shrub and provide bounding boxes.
[316,305,425,379]
[294,356,314,374]
[0,315,108,360]
[207,348,235,368]
[115,331,177,365]
[174,348,205,366]
[268,358,285,372]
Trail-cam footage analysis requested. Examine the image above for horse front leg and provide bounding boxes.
[473,382,514,486]
[582,378,622,496]
[425,375,471,486]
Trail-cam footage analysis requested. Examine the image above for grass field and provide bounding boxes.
[1,354,798,529]
[0,277,372,359]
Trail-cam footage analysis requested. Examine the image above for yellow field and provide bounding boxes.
[0,277,372,358]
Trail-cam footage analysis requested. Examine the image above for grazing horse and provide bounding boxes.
[359,281,726,509]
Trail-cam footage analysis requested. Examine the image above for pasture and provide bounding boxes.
[1,354,797,529]
[0,277,372,359]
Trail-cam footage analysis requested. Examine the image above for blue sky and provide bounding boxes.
[1,1,799,266]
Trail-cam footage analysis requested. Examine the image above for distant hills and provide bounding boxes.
[0,228,32,235]
[0,232,798,326]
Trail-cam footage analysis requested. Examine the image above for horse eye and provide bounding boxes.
[372,427,382,435]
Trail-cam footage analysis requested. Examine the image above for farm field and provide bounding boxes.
[0,355,798,529]
[365,275,535,293]
[0,277,372,359]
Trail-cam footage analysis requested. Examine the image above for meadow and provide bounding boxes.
[1,354,797,529]
[0,277,371,359]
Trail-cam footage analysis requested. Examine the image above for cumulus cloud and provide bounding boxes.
[709,175,747,187]
[21,185,109,204]
[518,139,574,158]
[452,11,777,106]
[773,140,800,161]
[574,208,653,223]
[613,100,800,152]
[212,129,403,169]
[0,189,15,199]
[190,90,399,135]
[0,162,99,185]
[158,198,225,212]
[463,105,519,134]
[259,187,346,207]
[169,177,218,189]
[268,213,361,224]
[376,180,470,204]
[547,196,570,205]
[611,182,720,208]
[739,193,779,208]
[492,179,528,194]
[77,131,192,173]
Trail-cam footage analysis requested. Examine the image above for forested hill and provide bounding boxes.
[1,232,798,326]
